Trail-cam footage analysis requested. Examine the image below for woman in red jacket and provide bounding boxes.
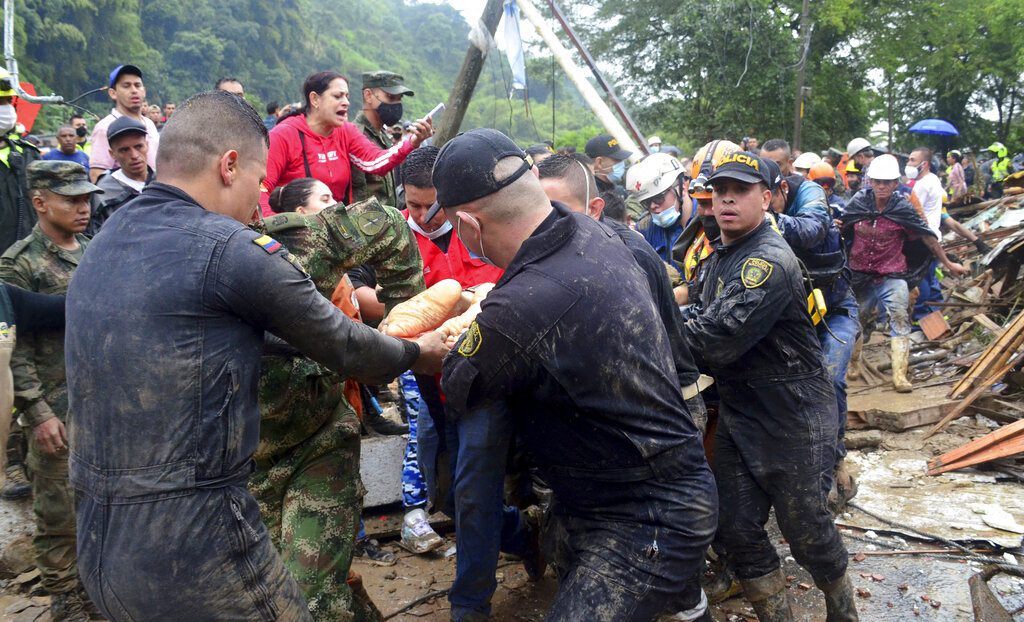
[259,70,432,216]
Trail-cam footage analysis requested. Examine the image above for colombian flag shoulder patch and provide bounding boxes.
[253,235,282,254]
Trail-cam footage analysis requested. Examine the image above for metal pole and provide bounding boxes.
[434,0,505,146]
[544,0,648,156]
[516,0,641,162]
[4,0,63,104]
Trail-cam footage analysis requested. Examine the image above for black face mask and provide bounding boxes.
[848,179,861,192]
[699,214,721,240]
[376,102,403,127]
[75,126,87,139]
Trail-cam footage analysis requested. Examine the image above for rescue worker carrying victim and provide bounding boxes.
[433,128,717,621]
[683,151,859,622]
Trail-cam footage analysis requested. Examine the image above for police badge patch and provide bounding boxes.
[741,258,773,289]
[458,321,483,357]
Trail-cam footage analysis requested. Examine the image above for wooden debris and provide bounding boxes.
[925,353,1022,438]
[927,419,1024,475]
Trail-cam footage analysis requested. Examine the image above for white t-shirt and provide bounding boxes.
[111,168,147,193]
[89,109,160,172]
[913,172,944,237]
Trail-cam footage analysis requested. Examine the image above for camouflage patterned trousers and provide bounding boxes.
[250,402,382,622]
[25,429,80,596]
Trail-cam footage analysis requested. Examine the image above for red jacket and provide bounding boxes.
[403,212,504,288]
[259,114,414,216]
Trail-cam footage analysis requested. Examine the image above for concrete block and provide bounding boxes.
[359,434,408,508]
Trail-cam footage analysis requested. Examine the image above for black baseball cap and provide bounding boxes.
[426,128,531,219]
[106,116,148,143]
[761,157,783,191]
[109,64,143,88]
[707,151,773,188]
[585,134,631,160]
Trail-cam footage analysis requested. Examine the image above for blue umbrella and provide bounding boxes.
[909,118,959,136]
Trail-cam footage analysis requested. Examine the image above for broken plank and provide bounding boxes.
[928,355,1020,438]
[974,314,1007,337]
[927,419,1024,475]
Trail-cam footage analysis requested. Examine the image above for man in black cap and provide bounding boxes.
[430,128,717,621]
[682,152,858,621]
[89,116,154,234]
[89,64,159,182]
[351,71,414,205]
[584,133,631,192]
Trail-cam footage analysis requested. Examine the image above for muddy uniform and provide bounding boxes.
[66,183,420,621]
[0,226,87,599]
[350,113,396,206]
[442,204,717,621]
[250,199,424,622]
[683,219,849,586]
[774,174,858,455]
[600,214,706,429]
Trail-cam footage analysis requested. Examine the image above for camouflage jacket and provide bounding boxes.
[0,225,88,426]
[350,112,397,206]
[254,198,425,462]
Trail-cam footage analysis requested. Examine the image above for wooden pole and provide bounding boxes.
[791,0,810,151]
[434,0,505,147]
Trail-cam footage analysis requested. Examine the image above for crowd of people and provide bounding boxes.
[0,56,1019,622]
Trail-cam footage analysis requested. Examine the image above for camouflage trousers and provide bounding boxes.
[25,427,79,595]
[250,402,382,622]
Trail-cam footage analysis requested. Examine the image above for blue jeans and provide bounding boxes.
[854,277,911,338]
[912,260,942,322]
[817,291,859,460]
[417,399,529,620]
[398,372,428,509]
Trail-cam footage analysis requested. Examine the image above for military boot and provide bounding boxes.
[1,463,30,500]
[49,590,90,622]
[816,573,860,622]
[739,569,794,622]
[362,408,409,436]
[890,336,913,393]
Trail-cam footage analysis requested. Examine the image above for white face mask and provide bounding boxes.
[0,105,17,134]
[407,214,452,241]
[904,165,919,180]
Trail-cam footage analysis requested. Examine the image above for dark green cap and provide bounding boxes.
[27,161,103,196]
[361,71,414,96]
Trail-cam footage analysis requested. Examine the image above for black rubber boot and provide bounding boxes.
[739,568,794,622]
[817,573,860,622]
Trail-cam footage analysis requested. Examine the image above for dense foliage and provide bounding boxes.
[14,0,597,147]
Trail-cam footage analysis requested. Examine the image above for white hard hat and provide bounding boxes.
[792,151,822,171]
[866,154,901,180]
[648,135,662,145]
[626,153,684,202]
[847,137,872,157]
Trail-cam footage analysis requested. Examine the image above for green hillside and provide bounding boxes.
[15,0,603,148]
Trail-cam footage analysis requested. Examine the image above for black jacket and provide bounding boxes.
[442,203,707,483]
[684,220,825,382]
[0,136,40,253]
[601,213,700,386]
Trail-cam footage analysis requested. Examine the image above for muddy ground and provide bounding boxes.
[0,439,1021,621]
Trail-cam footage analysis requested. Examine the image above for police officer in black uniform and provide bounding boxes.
[682,152,858,622]
[431,129,717,622]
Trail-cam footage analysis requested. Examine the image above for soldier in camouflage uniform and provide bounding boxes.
[351,71,415,205]
[249,195,425,622]
[0,161,102,621]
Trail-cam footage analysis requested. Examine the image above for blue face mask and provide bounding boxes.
[650,146,661,153]
[652,206,680,228]
[609,161,626,184]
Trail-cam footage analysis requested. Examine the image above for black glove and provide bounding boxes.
[974,238,992,254]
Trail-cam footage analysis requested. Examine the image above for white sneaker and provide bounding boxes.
[399,508,444,554]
